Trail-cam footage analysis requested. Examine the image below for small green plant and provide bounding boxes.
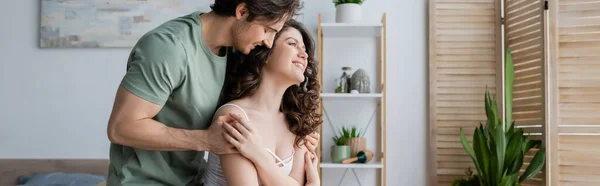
[341,126,364,138]
[333,0,365,6]
[332,126,364,146]
[452,168,481,186]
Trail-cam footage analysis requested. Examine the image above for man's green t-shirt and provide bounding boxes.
[107,11,227,186]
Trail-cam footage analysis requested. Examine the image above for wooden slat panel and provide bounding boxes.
[506,0,546,185]
[431,0,500,184]
[554,1,600,184]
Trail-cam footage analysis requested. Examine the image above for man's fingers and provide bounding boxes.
[223,122,245,142]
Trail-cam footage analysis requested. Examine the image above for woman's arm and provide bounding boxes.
[304,150,321,186]
[213,106,260,186]
[220,153,260,186]
[223,114,306,186]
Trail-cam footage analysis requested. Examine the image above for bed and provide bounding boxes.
[0,159,109,186]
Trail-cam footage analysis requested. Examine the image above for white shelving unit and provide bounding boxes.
[320,162,384,169]
[317,13,387,186]
[320,93,383,99]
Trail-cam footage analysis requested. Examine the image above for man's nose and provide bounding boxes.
[262,39,272,49]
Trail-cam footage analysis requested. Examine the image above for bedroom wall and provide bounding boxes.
[0,0,427,185]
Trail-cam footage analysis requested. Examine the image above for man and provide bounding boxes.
[106,0,319,185]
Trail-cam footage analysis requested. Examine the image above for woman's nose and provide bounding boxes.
[298,50,308,60]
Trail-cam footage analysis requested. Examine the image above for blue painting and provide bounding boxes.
[40,0,212,48]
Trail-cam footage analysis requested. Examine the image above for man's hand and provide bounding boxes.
[207,114,238,154]
[305,132,320,155]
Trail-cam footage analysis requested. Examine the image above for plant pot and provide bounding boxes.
[335,3,362,23]
[345,137,366,156]
[330,145,351,163]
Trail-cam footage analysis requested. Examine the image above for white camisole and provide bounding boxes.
[203,103,295,186]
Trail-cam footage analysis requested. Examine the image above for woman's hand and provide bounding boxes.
[222,113,266,162]
[304,151,320,186]
[305,132,320,155]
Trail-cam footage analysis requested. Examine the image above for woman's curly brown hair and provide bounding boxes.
[222,19,322,147]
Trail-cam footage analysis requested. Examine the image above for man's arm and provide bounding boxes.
[107,85,206,151]
[106,33,234,154]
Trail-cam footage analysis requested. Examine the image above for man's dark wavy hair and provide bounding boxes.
[222,19,322,147]
[211,0,301,23]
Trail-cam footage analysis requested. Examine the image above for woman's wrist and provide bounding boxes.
[251,149,273,166]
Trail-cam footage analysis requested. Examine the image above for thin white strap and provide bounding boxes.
[264,148,284,163]
[281,150,295,162]
[215,103,250,122]
[264,148,295,165]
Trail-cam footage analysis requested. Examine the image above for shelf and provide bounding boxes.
[320,161,383,169]
[320,23,383,38]
[320,93,383,99]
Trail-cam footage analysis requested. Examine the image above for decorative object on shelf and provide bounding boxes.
[334,0,365,23]
[334,78,342,93]
[351,68,371,93]
[338,66,352,93]
[340,126,367,156]
[341,149,373,164]
[331,131,351,163]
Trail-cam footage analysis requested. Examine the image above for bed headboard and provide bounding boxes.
[0,159,109,186]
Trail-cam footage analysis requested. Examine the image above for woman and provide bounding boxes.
[202,19,322,186]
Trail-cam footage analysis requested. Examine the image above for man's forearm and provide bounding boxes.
[108,118,207,151]
[252,152,302,186]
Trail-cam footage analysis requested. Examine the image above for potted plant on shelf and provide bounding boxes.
[331,130,351,163]
[342,126,366,156]
[333,0,365,23]
[452,48,546,186]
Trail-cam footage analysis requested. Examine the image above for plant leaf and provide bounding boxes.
[460,128,482,177]
[505,128,523,174]
[523,138,541,155]
[519,148,546,183]
[495,115,506,183]
[506,121,515,141]
[500,173,517,186]
[505,48,514,128]
[473,127,490,182]
[351,127,356,137]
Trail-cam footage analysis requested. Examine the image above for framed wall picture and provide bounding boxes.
[40,0,211,48]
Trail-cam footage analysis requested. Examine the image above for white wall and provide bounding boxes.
[0,0,427,185]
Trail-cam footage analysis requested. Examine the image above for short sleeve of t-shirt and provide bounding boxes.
[121,33,187,106]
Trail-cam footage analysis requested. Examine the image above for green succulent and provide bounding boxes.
[332,126,364,146]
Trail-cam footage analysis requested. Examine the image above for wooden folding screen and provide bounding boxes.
[549,0,600,185]
[504,0,547,185]
[429,0,503,185]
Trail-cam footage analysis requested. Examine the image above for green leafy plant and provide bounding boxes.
[342,126,365,138]
[458,48,546,186]
[452,168,481,186]
[332,126,364,146]
[333,0,365,6]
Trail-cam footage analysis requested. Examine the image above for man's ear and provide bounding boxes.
[235,2,248,20]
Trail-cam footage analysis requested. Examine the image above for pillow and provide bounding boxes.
[18,172,105,186]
